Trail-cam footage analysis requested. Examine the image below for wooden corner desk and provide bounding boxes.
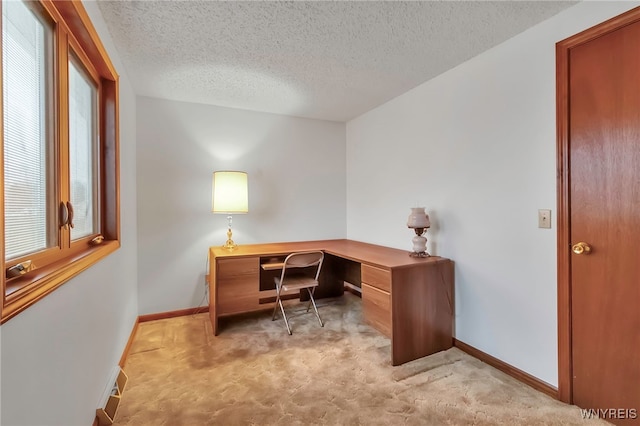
[208,239,454,366]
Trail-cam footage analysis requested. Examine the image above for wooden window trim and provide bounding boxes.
[0,0,120,323]
[3,241,119,320]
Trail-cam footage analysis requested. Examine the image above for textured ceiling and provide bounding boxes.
[97,1,576,122]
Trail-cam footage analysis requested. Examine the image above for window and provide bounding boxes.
[68,56,99,241]
[1,0,120,322]
[3,0,54,261]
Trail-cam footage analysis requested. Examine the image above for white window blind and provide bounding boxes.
[3,1,53,260]
[69,58,98,240]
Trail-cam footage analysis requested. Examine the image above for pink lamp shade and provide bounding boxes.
[407,207,430,228]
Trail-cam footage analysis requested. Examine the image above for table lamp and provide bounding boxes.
[212,171,248,249]
[407,207,430,257]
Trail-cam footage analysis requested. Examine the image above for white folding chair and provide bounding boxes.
[272,251,324,335]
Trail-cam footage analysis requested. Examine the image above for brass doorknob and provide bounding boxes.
[572,242,592,255]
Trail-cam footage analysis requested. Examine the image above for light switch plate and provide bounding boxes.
[538,209,551,229]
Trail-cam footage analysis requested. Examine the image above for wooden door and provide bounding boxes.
[557,7,640,422]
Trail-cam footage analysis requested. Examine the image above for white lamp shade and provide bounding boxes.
[407,207,430,228]
[212,171,248,213]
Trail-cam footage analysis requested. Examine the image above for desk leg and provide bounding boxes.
[391,261,454,366]
[210,311,219,336]
[315,255,348,299]
[314,253,359,299]
[207,274,219,336]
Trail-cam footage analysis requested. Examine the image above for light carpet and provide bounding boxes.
[114,293,606,425]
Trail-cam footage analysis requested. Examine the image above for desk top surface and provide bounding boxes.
[210,239,449,270]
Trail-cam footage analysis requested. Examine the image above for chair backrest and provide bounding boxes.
[282,251,324,281]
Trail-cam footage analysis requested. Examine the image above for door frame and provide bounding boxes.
[556,6,640,404]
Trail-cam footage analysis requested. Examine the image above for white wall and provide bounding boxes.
[346,1,639,387]
[136,97,346,315]
[0,2,139,425]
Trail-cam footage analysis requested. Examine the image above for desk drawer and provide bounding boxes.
[217,257,260,315]
[362,283,391,338]
[218,257,259,278]
[362,265,391,292]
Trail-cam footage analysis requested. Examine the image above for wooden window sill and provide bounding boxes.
[2,241,120,323]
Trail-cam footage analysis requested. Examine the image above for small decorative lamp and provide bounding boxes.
[212,171,248,250]
[407,207,431,257]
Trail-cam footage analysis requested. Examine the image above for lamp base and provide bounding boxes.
[409,228,429,257]
[222,240,237,250]
[222,227,237,250]
[409,251,430,258]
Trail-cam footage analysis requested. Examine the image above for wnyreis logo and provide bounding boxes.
[581,408,638,420]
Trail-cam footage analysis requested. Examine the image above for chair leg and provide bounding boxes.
[306,287,324,327]
[278,298,292,335]
[272,287,292,335]
[305,287,316,312]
